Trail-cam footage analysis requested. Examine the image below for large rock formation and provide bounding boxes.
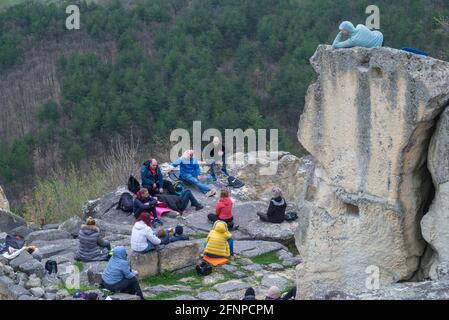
[0,186,9,212]
[421,107,449,278]
[296,45,449,298]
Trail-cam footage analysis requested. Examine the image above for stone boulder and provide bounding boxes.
[0,186,9,212]
[159,241,199,273]
[0,209,27,234]
[128,250,159,279]
[296,45,449,298]
[25,229,72,244]
[58,216,83,237]
[421,107,449,279]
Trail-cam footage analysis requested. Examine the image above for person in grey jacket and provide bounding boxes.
[75,217,111,262]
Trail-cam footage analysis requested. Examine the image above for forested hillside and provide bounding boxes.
[0,0,448,210]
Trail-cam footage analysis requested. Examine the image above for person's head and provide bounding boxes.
[245,287,255,297]
[339,21,355,36]
[220,188,229,199]
[150,159,158,168]
[272,187,282,198]
[266,286,281,300]
[140,187,149,198]
[183,149,194,160]
[157,229,167,238]
[137,212,153,227]
[112,246,128,260]
[212,220,228,233]
[213,136,221,146]
[175,225,183,236]
[86,216,96,226]
[26,245,38,254]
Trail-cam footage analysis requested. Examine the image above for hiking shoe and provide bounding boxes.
[221,168,230,177]
[206,189,216,197]
[195,204,204,211]
[210,173,217,181]
[231,224,239,231]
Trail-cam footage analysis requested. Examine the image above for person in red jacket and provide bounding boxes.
[207,189,238,230]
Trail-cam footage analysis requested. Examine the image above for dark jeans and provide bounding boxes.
[135,206,158,221]
[257,211,269,222]
[179,190,201,211]
[208,162,229,177]
[207,214,234,229]
[101,277,144,300]
[145,180,176,196]
[282,287,297,300]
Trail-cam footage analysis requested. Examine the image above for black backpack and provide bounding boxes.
[196,261,213,276]
[45,260,58,275]
[128,175,140,194]
[116,192,134,213]
[284,211,298,222]
[227,176,244,189]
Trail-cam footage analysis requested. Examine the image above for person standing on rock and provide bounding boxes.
[75,217,111,262]
[101,246,144,300]
[332,21,384,49]
[141,159,176,196]
[257,187,287,223]
[206,136,230,181]
[130,212,162,253]
[171,150,216,197]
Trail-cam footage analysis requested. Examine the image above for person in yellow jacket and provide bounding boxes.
[203,220,235,258]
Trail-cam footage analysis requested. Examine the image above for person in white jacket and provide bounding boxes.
[131,212,161,253]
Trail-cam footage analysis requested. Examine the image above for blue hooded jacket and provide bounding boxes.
[101,246,136,285]
[332,21,383,49]
[172,156,201,178]
[140,163,164,187]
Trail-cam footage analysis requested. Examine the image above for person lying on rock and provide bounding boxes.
[257,187,287,224]
[141,158,176,196]
[207,188,238,230]
[158,225,190,245]
[75,217,111,262]
[2,245,42,261]
[133,187,162,227]
[156,189,204,215]
[203,220,235,259]
[101,246,144,300]
[206,136,230,181]
[131,212,162,253]
[171,150,216,197]
[332,21,384,49]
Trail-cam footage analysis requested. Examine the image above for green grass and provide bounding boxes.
[189,232,208,240]
[58,282,96,296]
[146,290,192,300]
[250,252,281,266]
[74,261,84,272]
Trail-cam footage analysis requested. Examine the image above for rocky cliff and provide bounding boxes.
[0,186,9,212]
[295,45,449,298]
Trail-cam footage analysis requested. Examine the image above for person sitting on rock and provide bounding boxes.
[332,21,384,49]
[207,188,238,230]
[131,212,162,253]
[206,136,230,181]
[171,150,216,197]
[141,158,176,196]
[242,287,256,300]
[157,225,189,245]
[203,220,235,259]
[75,217,111,262]
[157,189,204,215]
[265,286,281,300]
[133,187,162,226]
[101,246,144,300]
[257,187,287,224]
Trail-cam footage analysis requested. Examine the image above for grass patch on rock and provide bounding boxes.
[250,252,281,265]
[146,290,192,300]
[58,282,96,296]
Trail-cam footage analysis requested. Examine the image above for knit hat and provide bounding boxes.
[137,212,153,227]
[86,216,96,226]
[271,187,282,198]
[266,286,281,300]
[175,225,183,236]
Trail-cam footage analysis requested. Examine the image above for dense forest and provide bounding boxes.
[0,0,448,214]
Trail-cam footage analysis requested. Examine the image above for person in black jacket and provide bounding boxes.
[133,188,162,226]
[257,187,287,223]
[140,159,176,196]
[157,190,203,215]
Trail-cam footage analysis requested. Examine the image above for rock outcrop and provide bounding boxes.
[295,45,449,298]
[421,107,449,279]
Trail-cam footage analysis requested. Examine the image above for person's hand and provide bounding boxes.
[218,151,224,157]
[153,184,157,189]
[159,188,164,193]
[198,175,204,180]
[133,270,139,275]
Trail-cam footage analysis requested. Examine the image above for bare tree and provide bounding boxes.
[435,16,449,34]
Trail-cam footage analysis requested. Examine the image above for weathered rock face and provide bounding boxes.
[296,45,449,298]
[0,209,27,234]
[0,186,9,212]
[421,107,449,279]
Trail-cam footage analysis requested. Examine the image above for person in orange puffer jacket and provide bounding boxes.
[207,188,238,230]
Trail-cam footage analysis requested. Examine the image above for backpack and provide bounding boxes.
[227,176,244,189]
[45,260,58,275]
[284,211,298,222]
[173,181,186,196]
[116,192,134,213]
[196,261,213,276]
[127,175,140,194]
[5,234,25,250]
